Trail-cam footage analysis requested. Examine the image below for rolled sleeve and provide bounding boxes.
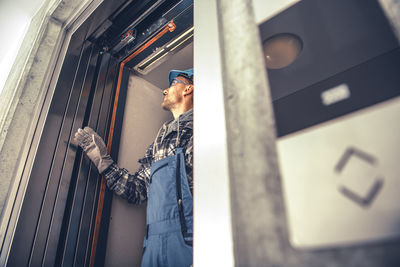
[103,163,150,204]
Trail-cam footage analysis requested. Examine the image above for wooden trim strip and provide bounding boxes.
[89,21,176,267]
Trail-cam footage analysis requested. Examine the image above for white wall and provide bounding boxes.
[105,74,172,267]
[0,0,47,94]
[193,0,234,266]
[252,0,299,24]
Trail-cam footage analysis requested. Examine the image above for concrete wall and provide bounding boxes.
[0,0,100,260]
[0,0,63,215]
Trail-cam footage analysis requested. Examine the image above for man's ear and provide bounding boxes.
[183,85,193,96]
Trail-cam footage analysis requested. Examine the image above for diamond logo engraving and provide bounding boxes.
[335,147,383,207]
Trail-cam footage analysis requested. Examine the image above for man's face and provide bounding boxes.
[161,76,191,111]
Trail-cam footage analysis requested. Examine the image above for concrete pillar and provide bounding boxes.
[215,0,284,265]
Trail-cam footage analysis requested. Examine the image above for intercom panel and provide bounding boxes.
[258,0,400,249]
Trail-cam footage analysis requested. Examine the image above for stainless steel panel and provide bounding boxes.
[278,96,400,248]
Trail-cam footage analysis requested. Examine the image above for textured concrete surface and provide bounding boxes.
[0,19,63,212]
[216,0,283,265]
[0,0,92,218]
[0,0,62,215]
[217,0,400,266]
[52,0,91,24]
[0,0,59,153]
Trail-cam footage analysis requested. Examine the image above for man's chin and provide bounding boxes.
[161,103,170,111]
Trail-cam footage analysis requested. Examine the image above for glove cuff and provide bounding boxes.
[98,155,114,174]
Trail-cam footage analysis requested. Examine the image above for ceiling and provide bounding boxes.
[134,41,194,90]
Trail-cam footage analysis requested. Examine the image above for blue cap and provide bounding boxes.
[168,68,193,85]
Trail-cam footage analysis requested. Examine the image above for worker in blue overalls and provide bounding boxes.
[74,69,194,267]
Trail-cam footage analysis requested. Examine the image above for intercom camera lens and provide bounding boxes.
[263,33,302,69]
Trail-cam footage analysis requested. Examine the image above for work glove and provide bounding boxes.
[73,127,114,174]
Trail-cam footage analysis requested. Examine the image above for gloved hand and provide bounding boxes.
[73,126,114,174]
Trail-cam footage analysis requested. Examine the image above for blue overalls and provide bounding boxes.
[141,119,193,267]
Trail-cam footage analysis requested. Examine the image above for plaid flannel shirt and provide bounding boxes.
[102,109,193,204]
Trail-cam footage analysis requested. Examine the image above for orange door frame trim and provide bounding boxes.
[89,21,176,267]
